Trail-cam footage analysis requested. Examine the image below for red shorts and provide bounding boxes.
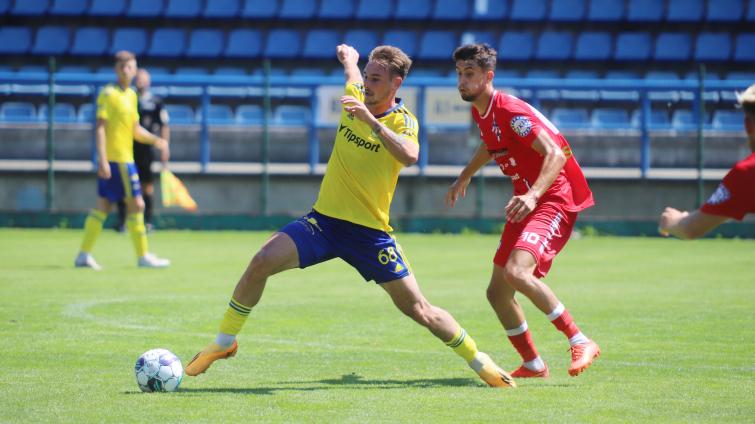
[494,202,577,278]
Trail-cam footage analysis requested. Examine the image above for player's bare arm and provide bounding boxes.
[446,142,492,208]
[337,44,362,85]
[505,130,566,223]
[658,208,729,239]
[340,95,419,166]
[160,124,170,164]
[95,119,110,179]
[133,122,168,151]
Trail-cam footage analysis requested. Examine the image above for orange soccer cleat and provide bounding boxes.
[568,340,600,377]
[185,340,238,376]
[511,363,550,378]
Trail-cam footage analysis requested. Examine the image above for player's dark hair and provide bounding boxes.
[114,50,136,65]
[452,43,497,71]
[369,46,412,79]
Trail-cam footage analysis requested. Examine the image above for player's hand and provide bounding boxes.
[340,95,373,123]
[445,177,471,208]
[97,161,111,179]
[658,207,688,237]
[336,44,359,66]
[505,193,538,223]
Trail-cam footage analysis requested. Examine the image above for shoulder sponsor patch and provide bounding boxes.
[706,183,730,205]
[510,115,532,137]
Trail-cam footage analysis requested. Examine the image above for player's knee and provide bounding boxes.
[250,247,276,278]
[404,301,434,327]
[502,264,530,291]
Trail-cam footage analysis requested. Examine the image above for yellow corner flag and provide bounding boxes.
[160,169,197,212]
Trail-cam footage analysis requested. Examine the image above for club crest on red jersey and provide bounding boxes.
[706,183,731,205]
[511,115,532,137]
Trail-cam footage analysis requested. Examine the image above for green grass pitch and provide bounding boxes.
[0,228,753,423]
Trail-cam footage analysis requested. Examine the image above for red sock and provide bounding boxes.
[551,309,580,339]
[507,330,539,362]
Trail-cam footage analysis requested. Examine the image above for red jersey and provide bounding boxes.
[472,91,594,212]
[700,152,755,220]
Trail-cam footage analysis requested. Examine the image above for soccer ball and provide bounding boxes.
[134,348,183,392]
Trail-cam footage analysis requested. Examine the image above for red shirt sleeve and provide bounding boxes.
[700,164,753,220]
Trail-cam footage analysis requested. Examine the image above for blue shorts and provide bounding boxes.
[97,162,142,203]
[280,209,412,284]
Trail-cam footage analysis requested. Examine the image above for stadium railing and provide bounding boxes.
[0,70,749,178]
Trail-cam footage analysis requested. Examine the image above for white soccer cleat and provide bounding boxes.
[75,252,102,271]
[138,253,171,268]
[469,352,517,388]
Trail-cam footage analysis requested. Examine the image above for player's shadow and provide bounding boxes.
[175,373,479,395]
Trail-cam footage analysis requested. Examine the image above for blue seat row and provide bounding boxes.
[6,0,755,22]
[1,26,754,62]
[550,107,744,131]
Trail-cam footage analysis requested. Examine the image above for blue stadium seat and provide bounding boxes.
[264,29,301,58]
[591,108,630,129]
[382,30,418,58]
[630,109,671,130]
[236,104,263,124]
[291,68,326,76]
[627,0,663,22]
[433,0,469,20]
[418,31,456,60]
[667,0,703,22]
[175,67,209,75]
[605,71,642,80]
[562,71,600,102]
[706,0,743,21]
[77,103,94,122]
[0,27,32,54]
[460,31,495,47]
[127,0,163,16]
[0,102,36,122]
[279,0,317,19]
[498,31,535,61]
[535,31,573,60]
[50,0,87,15]
[38,103,76,123]
[734,33,755,61]
[695,33,731,62]
[70,27,108,56]
[527,69,560,79]
[225,29,262,58]
[574,31,611,61]
[726,71,755,80]
[671,110,699,130]
[148,29,187,57]
[509,0,546,21]
[32,26,70,55]
[165,0,202,18]
[0,0,8,14]
[318,0,353,19]
[274,105,310,126]
[165,104,195,125]
[587,0,623,21]
[57,65,91,74]
[748,0,755,20]
[355,0,392,19]
[214,67,247,75]
[241,0,278,18]
[471,0,507,20]
[302,30,340,59]
[614,32,652,61]
[204,0,239,17]
[186,29,224,58]
[395,0,431,20]
[712,110,744,131]
[344,30,378,58]
[10,0,48,15]
[549,0,584,21]
[205,104,235,125]
[655,33,692,61]
[645,71,681,102]
[110,28,148,55]
[551,108,589,129]
[88,0,126,16]
[19,65,48,74]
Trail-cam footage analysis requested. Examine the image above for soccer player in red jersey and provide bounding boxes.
[446,43,600,378]
[659,83,755,238]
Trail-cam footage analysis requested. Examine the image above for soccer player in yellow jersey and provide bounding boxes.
[185,44,516,388]
[74,51,170,270]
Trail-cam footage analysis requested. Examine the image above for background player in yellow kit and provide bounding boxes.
[74,51,170,270]
[185,44,516,388]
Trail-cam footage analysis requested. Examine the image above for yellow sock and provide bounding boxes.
[445,327,479,363]
[218,298,252,336]
[126,213,148,257]
[80,209,106,253]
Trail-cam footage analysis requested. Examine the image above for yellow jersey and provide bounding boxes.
[313,83,419,232]
[96,84,139,163]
